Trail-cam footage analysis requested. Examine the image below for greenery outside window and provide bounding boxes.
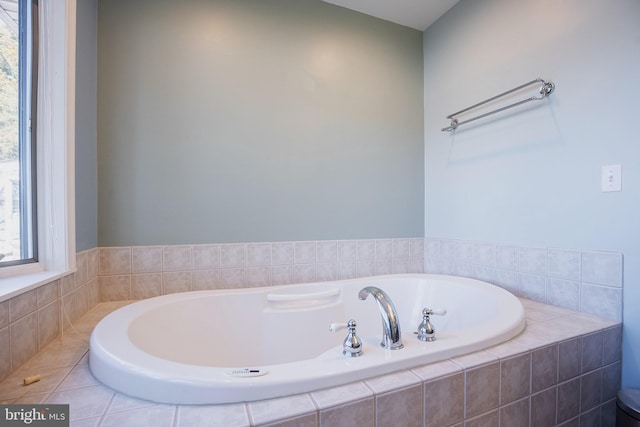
[0,0,37,267]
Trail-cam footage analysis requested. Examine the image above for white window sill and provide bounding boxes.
[0,270,68,303]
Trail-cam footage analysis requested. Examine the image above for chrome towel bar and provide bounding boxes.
[441,77,555,132]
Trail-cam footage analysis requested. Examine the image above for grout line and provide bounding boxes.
[173,405,181,427]
[98,392,118,427]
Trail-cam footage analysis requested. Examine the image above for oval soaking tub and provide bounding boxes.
[89,274,525,404]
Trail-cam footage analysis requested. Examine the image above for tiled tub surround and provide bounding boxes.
[98,238,624,323]
[98,239,427,301]
[424,238,623,322]
[0,298,621,426]
[1,238,624,387]
[0,248,100,383]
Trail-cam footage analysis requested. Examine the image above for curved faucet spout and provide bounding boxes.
[358,286,404,350]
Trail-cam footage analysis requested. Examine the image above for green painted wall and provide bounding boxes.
[76,0,98,251]
[97,0,424,245]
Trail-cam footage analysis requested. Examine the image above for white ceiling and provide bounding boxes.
[323,0,460,31]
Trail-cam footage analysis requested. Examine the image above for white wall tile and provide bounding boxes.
[271,265,295,286]
[163,246,193,272]
[496,245,519,271]
[495,269,520,295]
[439,239,456,259]
[294,242,317,264]
[424,238,439,258]
[193,245,220,270]
[132,246,163,273]
[338,261,356,279]
[546,278,580,311]
[246,267,271,287]
[246,243,272,267]
[519,247,546,275]
[316,263,337,282]
[356,260,375,277]
[75,252,88,287]
[219,244,246,268]
[393,239,411,259]
[62,287,88,327]
[376,239,393,259]
[0,326,9,381]
[454,241,474,263]
[9,289,37,322]
[218,268,245,289]
[86,248,99,281]
[0,301,9,329]
[87,279,100,308]
[581,251,623,287]
[519,273,546,302]
[436,259,456,275]
[376,259,393,275]
[392,258,411,274]
[99,247,131,276]
[317,241,337,263]
[474,243,496,267]
[10,312,38,369]
[423,257,439,274]
[425,238,623,321]
[410,238,425,259]
[132,273,162,299]
[294,264,316,283]
[271,242,294,265]
[410,257,425,274]
[454,262,474,278]
[99,276,131,302]
[37,301,60,350]
[338,241,357,261]
[357,240,376,260]
[60,274,76,296]
[37,282,59,308]
[547,249,580,281]
[581,284,622,322]
[163,271,193,294]
[193,270,219,291]
[474,265,496,283]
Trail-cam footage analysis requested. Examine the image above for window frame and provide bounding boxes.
[0,0,40,269]
[0,0,76,300]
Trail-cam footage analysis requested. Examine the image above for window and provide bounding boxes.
[0,0,37,267]
[0,0,75,293]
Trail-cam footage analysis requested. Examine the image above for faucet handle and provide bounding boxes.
[330,319,363,357]
[329,322,349,332]
[416,307,447,342]
[424,308,447,316]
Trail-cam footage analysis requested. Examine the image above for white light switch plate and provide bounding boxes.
[601,164,622,192]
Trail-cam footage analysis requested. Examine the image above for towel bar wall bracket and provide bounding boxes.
[441,78,555,132]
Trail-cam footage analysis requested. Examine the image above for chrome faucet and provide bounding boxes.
[358,286,404,350]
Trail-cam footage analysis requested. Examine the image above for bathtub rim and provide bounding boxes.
[89,274,526,404]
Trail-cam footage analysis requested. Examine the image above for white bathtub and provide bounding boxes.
[89,274,525,404]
